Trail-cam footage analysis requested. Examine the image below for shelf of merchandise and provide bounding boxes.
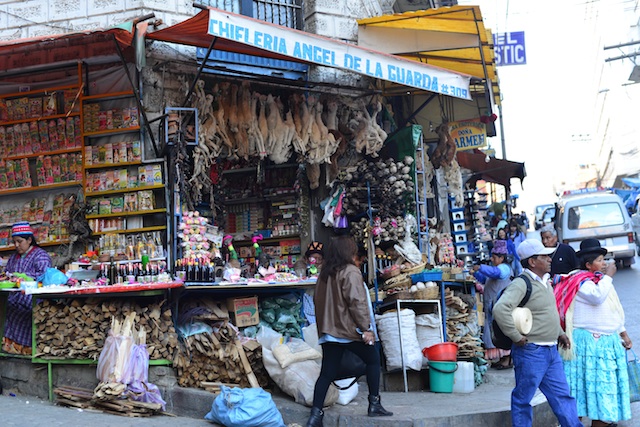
[85,184,165,197]
[0,71,83,225]
[223,192,298,205]
[0,111,81,129]
[5,146,83,161]
[81,89,168,265]
[84,160,143,170]
[83,125,141,138]
[1,83,81,100]
[0,181,82,196]
[91,225,167,236]
[86,208,166,220]
[0,239,70,252]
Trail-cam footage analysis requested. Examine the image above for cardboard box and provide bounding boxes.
[227,296,259,327]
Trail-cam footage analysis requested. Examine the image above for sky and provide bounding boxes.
[458,0,637,217]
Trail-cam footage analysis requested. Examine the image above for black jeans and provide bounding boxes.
[312,341,381,409]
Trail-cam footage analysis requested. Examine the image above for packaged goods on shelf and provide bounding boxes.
[111,196,124,213]
[63,89,80,113]
[124,192,138,211]
[99,199,111,214]
[137,190,154,210]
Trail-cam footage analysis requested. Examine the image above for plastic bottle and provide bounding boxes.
[141,249,149,271]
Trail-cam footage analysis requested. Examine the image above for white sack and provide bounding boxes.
[415,313,443,367]
[375,308,422,371]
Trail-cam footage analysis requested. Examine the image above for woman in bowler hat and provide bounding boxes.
[553,238,632,427]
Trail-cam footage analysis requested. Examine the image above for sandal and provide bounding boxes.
[492,355,513,370]
[492,363,513,370]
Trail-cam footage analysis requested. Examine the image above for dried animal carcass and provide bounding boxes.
[264,95,294,164]
[442,158,464,207]
[431,120,456,169]
[228,83,249,159]
[348,100,387,157]
[235,81,252,159]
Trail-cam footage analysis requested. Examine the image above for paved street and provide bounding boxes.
[0,394,214,427]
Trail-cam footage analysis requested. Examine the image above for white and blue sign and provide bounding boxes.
[493,31,526,66]
[207,9,471,100]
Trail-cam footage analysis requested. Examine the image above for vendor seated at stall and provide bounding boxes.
[2,222,52,355]
[294,241,324,277]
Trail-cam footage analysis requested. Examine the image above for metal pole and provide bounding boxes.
[498,104,506,159]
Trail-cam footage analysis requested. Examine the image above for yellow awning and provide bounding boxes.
[358,6,500,105]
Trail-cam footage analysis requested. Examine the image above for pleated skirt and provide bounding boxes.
[563,328,631,422]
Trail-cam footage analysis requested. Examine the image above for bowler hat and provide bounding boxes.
[576,238,607,257]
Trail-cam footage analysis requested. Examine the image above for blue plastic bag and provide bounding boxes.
[39,268,69,286]
[204,386,285,427]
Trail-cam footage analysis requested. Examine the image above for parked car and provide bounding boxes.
[556,190,636,268]
[534,203,554,230]
[541,206,556,227]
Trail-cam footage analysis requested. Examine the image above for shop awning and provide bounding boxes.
[146,7,473,100]
[456,149,526,189]
[357,6,500,105]
[0,24,136,71]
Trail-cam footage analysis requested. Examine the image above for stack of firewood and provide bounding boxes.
[173,322,269,390]
[444,287,484,359]
[33,298,178,361]
[55,385,165,417]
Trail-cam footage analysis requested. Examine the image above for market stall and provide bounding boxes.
[0,6,508,408]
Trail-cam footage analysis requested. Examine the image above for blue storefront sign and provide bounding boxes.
[493,31,526,66]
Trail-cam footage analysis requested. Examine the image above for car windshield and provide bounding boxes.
[567,202,625,230]
[536,205,553,215]
[543,208,555,220]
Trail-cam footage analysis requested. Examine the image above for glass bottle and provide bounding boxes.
[141,249,149,271]
[125,236,135,260]
[145,233,156,260]
[136,235,145,260]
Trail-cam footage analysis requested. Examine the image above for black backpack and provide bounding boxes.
[491,274,533,350]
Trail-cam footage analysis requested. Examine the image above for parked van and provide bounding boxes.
[534,203,554,230]
[556,190,636,267]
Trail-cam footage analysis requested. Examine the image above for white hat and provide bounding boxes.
[512,307,532,335]
[517,239,555,260]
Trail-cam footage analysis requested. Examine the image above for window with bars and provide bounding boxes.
[200,0,303,30]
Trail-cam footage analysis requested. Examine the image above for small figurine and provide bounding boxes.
[308,257,318,276]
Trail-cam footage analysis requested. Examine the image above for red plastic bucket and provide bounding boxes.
[422,342,458,361]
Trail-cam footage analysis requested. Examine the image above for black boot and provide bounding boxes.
[306,407,324,427]
[368,394,393,417]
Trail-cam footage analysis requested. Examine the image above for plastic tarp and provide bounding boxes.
[0,25,136,70]
[380,125,422,161]
[622,177,640,188]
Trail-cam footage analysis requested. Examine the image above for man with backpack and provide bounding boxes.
[493,239,582,427]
